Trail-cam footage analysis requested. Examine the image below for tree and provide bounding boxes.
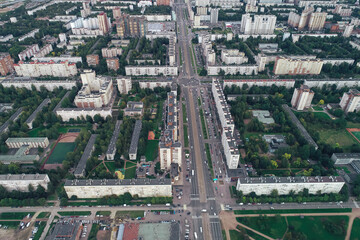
[271,160,278,169]
[270,189,279,198]
[318,99,324,105]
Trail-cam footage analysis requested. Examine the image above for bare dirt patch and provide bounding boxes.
[58,132,79,143]
[97,229,111,239]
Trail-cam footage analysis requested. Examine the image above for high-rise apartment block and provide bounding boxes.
[343,25,354,37]
[116,15,146,38]
[106,58,120,71]
[308,9,327,31]
[340,89,360,114]
[291,85,314,110]
[210,8,219,24]
[0,53,14,76]
[117,77,132,94]
[86,54,99,66]
[299,7,314,30]
[240,14,276,35]
[112,7,122,19]
[274,57,323,75]
[97,12,110,34]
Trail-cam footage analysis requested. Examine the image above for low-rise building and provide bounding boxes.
[18,29,39,42]
[331,153,360,165]
[124,101,144,117]
[125,66,178,76]
[236,176,345,195]
[5,137,49,148]
[56,108,112,122]
[106,120,122,160]
[25,98,51,129]
[33,44,53,58]
[74,134,97,178]
[221,49,248,65]
[106,58,120,71]
[0,174,50,192]
[14,60,77,77]
[252,110,275,124]
[129,120,142,160]
[86,54,99,66]
[64,178,172,198]
[0,79,76,91]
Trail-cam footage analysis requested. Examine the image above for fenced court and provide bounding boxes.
[346,128,360,143]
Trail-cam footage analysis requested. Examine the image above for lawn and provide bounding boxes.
[236,215,287,239]
[144,140,159,162]
[316,128,357,150]
[205,143,214,179]
[115,211,144,219]
[33,221,46,240]
[96,211,111,216]
[105,161,115,173]
[28,127,45,137]
[287,216,348,240]
[0,212,35,220]
[234,209,352,215]
[313,112,331,120]
[183,125,189,148]
[36,212,50,219]
[182,103,187,123]
[351,217,360,240]
[312,106,323,111]
[125,161,136,179]
[47,142,76,164]
[199,109,208,139]
[229,230,242,240]
[57,211,91,216]
[0,221,20,228]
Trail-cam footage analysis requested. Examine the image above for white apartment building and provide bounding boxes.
[223,79,295,89]
[56,108,112,122]
[308,11,327,31]
[139,80,172,89]
[222,127,240,169]
[117,77,132,94]
[221,49,248,65]
[0,174,50,192]
[18,44,40,61]
[64,179,172,198]
[240,14,276,35]
[0,79,76,91]
[33,44,53,58]
[14,60,77,77]
[236,176,345,195]
[343,25,354,37]
[291,85,314,110]
[5,137,49,149]
[125,66,178,76]
[18,29,40,42]
[102,48,123,58]
[340,89,360,114]
[303,79,360,89]
[207,65,258,75]
[274,57,323,75]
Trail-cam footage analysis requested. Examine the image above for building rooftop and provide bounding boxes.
[25,98,51,124]
[252,110,275,124]
[0,108,23,133]
[6,137,48,143]
[53,91,70,113]
[65,178,171,186]
[129,120,142,155]
[0,173,48,181]
[332,153,360,159]
[239,176,344,184]
[106,120,122,156]
[74,134,97,176]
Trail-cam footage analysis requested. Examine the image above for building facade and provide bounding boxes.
[97,12,110,34]
[240,14,276,35]
[223,79,295,88]
[5,137,49,148]
[125,66,178,76]
[117,77,132,94]
[106,58,120,71]
[340,89,360,113]
[56,108,112,122]
[308,11,327,31]
[291,85,314,110]
[86,54,99,66]
[0,174,50,192]
[221,49,248,65]
[273,57,323,75]
[236,176,345,195]
[0,53,14,76]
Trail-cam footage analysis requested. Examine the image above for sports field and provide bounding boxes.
[352,131,360,142]
[47,142,76,164]
[347,128,360,144]
[145,140,159,162]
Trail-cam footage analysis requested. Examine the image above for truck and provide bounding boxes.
[192,170,194,176]
[194,232,198,239]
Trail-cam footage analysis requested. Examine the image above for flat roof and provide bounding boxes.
[6,137,48,143]
[65,178,171,186]
[0,173,48,181]
[106,120,123,155]
[74,134,97,176]
[0,108,23,133]
[129,120,142,155]
[53,91,70,113]
[25,98,51,124]
[239,176,344,184]
[332,153,360,159]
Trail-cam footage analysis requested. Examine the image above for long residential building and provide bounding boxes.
[207,65,258,76]
[159,90,181,170]
[138,80,172,90]
[25,98,51,129]
[129,120,142,160]
[125,66,178,76]
[0,79,76,91]
[223,79,295,88]
[106,120,122,160]
[0,174,50,192]
[273,57,323,75]
[64,178,172,198]
[18,44,40,61]
[5,137,49,148]
[14,60,77,77]
[56,107,112,122]
[74,134,97,178]
[236,176,345,195]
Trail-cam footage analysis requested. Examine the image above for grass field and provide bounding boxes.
[125,161,136,179]
[287,216,348,240]
[0,221,20,228]
[33,221,46,240]
[236,216,287,239]
[116,211,144,219]
[316,128,357,150]
[96,211,111,216]
[28,127,45,137]
[47,142,76,164]
[184,125,189,148]
[312,106,323,111]
[205,143,214,179]
[58,211,91,216]
[230,230,242,240]
[314,112,331,120]
[105,161,115,173]
[0,212,35,220]
[144,140,159,162]
[182,103,187,123]
[234,208,352,215]
[36,212,50,219]
[351,217,360,240]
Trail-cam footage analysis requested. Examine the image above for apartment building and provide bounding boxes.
[240,14,276,35]
[291,85,314,110]
[340,89,360,114]
[106,58,120,71]
[273,57,323,75]
[0,53,14,76]
[221,49,248,65]
[117,77,132,94]
[14,60,77,77]
[86,54,99,66]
